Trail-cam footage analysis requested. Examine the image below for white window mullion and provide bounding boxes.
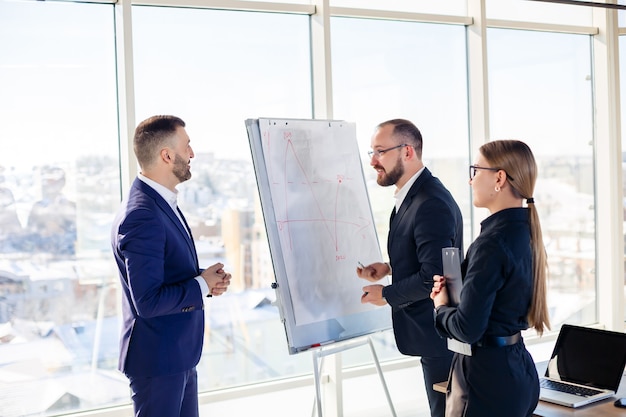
[592,5,623,331]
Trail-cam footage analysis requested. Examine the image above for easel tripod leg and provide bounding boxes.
[368,337,398,417]
[310,337,397,417]
[312,351,323,417]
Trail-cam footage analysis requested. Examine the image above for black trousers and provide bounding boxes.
[445,343,539,417]
[421,353,454,417]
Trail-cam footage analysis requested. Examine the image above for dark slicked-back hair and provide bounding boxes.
[377,119,423,159]
[134,115,186,168]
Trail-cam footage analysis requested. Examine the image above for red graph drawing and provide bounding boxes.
[265,128,371,256]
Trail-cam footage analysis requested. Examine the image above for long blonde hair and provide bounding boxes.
[480,140,551,335]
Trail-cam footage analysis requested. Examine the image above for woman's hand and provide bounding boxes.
[430,274,449,308]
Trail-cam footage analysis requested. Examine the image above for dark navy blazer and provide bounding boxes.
[111,178,205,377]
[382,168,463,357]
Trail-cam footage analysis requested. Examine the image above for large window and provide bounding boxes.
[131,5,316,391]
[0,1,122,415]
[328,0,466,15]
[619,34,626,321]
[331,17,471,251]
[486,0,592,26]
[487,28,596,328]
[0,1,623,416]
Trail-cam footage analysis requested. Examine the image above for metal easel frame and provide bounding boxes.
[311,336,397,417]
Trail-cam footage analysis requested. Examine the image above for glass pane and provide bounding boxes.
[331,16,471,242]
[486,0,592,26]
[619,36,626,321]
[331,16,471,361]
[487,28,595,328]
[132,6,313,390]
[329,0,466,15]
[0,1,121,415]
[235,0,310,4]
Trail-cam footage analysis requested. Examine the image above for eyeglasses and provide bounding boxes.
[469,165,515,181]
[368,144,408,158]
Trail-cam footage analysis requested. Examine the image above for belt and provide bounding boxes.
[474,332,521,348]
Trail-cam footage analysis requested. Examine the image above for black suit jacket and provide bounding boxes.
[382,167,463,357]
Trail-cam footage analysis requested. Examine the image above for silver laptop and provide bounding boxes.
[539,324,626,408]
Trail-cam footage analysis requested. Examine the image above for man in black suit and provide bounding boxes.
[357,119,463,417]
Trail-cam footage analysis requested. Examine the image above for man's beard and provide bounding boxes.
[173,153,192,183]
[376,157,403,187]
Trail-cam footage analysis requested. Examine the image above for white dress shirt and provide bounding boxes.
[138,173,210,297]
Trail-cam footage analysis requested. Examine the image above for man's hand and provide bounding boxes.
[356,261,390,283]
[361,284,387,306]
[201,263,231,296]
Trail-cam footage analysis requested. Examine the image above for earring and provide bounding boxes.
[495,186,500,192]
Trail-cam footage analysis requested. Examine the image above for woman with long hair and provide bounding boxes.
[431,139,550,416]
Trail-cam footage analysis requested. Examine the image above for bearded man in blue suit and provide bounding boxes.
[111,115,231,417]
[357,119,463,417]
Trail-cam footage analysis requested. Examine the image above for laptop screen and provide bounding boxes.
[545,324,626,391]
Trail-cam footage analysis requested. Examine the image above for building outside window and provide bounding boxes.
[0,1,622,416]
[487,28,596,327]
[0,1,122,414]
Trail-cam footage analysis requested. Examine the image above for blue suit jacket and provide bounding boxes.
[111,178,205,377]
[382,168,463,357]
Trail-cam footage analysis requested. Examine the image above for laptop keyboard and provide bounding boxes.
[541,379,604,397]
